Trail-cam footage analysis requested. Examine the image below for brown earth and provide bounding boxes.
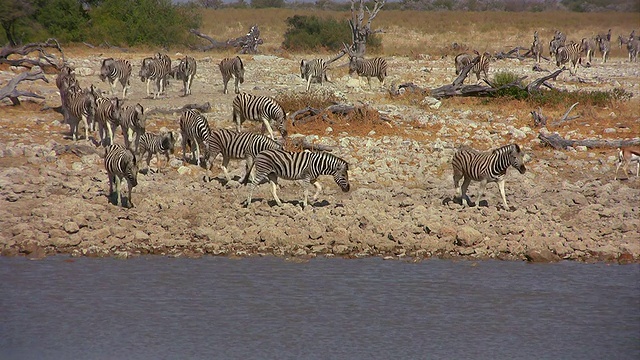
[0,46,639,263]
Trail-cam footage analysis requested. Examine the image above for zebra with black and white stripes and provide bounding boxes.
[556,42,582,75]
[94,95,123,146]
[581,37,597,64]
[139,55,170,99]
[99,58,132,99]
[173,55,197,96]
[104,143,138,208]
[179,109,211,166]
[219,56,244,94]
[454,53,472,76]
[244,149,350,208]
[470,51,491,82]
[300,58,329,92]
[232,93,287,140]
[119,103,146,153]
[452,144,526,209]
[596,34,610,63]
[626,36,639,62]
[204,129,281,183]
[64,84,98,141]
[348,56,388,89]
[138,131,176,172]
[531,31,543,63]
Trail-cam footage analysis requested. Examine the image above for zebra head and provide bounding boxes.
[99,58,114,82]
[123,150,139,188]
[162,131,177,153]
[508,144,527,175]
[333,160,350,192]
[139,57,152,82]
[133,103,146,131]
[347,56,361,75]
[110,97,123,122]
[300,59,308,79]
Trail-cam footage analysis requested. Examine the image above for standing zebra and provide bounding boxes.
[348,56,388,89]
[138,131,176,172]
[470,51,491,82]
[56,65,78,125]
[94,95,123,147]
[244,149,350,208]
[99,58,132,99]
[531,31,543,63]
[64,84,98,141]
[596,35,610,63]
[139,56,170,99]
[581,37,596,64]
[556,42,582,75]
[179,109,211,166]
[219,56,244,94]
[120,103,146,153]
[300,58,329,92]
[626,36,639,62]
[452,144,526,209]
[173,55,197,96]
[104,143,138,208]
[204,129,281,183]
[454,53,472,76]
[232,93,287,140]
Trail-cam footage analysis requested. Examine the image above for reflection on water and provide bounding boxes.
[0,256,638,360]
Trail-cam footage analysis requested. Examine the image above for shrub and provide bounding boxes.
[491,71,528,100]
[282,15,381,53]
[34,0,89,43]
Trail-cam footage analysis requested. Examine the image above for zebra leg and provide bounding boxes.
[475,179,488,208]
[146,79,151,97]
[262,118,276,140]
[194,141,200,167]
[460,177,472,207]
[221,155,232,182]
[268,174,282,206]
[223,77,228,94]
[82,115,89,141]
[126,178,134,208]
[110,81,117,97]
[306,76,312,92]
[497,179,509,210]
[453,171,463,202]
[115,175,122,207]
[181,135,188,163]
[311,179,322,201]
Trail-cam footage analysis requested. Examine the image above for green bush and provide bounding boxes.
[34,0,89,42]
[282,15,381,53]
[491,71,528,100]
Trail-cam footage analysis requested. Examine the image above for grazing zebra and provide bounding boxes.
[596,35,610,63]
[138,131,176,172]
[119,103,146,153]
[452,144,526,209]
[179,109,211,166]
[173,55,197,96]
[94,95,123,146]
[454,53,472,75]
[204,129,281,183]
[64,84,98,141]
[581,37,597,63]
[232,93,287,140]
[531,31,543,63]
[139,56,170,99]
[244,149,350,208]
[219,56,244,94]
[556,42,582,75]
[300,58,329,92]
[99,58,132,99]
[104,143,138,208]
[470,51,491,82]
[348,56,388,89]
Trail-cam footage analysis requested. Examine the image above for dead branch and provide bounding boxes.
[493,46,529,60]
[146,102,211,116]
[526,68,565,93]
[189,26,263,54]
[290,103,391,126]
[0,38,65,70]
[530,108,547,127]
[388,82,429,97]
[0,70,49,105]
[538,132,640,150]
[286,137,334,152]
[550,102,580,126]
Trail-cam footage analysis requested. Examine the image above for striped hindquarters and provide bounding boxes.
[175,55,197,95]
[349,57,388,82]
[219,56,244,94]
[471,52,491,81]
[556,42,582,73]
[452,144,526,182]
[120,104,146,151]
[180,109,211,152]
[104,144,138,187]
[232,93,287,138]
[139,132,175,159]
[300,58,328,90]
[100,58,132,87]
[140,56,170,85]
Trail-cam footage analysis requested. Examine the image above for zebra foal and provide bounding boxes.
[232,93,287,140]
[179,109,211,166]
[138,131,177,172]
[99,58,132,99]
[452,144,526,209]
[454,53,472,76]
[104,144,138,208]
[300,58,329,92]
[219,56,244,94]
[348,56,388,89]
[204,129,281,183]
[556,42,582,75]
[94,95,123,146]
[120,103,146,154]
[64,84,98,141]
[173,55,197,96]
[245,149,350,208]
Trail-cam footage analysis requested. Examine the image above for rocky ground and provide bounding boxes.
[1,48,639,263]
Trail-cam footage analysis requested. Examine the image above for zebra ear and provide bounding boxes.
[514,144,521,152]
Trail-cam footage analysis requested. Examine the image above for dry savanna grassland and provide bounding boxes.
[1,10,639,263]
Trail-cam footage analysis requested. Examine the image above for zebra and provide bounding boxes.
[556,42,582,75]
[119,103,146,153]
[204,129,281,183]
[232,93,287,140]
[348,56,388,89]
[56,66,79,125]
[139,56,170,99]
[618,34,630,49]
[64,84,98,141]
[451,144,526,209]
[99,58,132,99]
[179,109,211,166]
[138,131,177,172]
[581,37,596,64]
[173,55,197,96]
[94,95,123,147]
[300,58,329,92]
[244,149,350,208]
[626,36,639,62]
[549,38,565,63]
[595,35,610,63]
[531,31,543,63]
[104,143,138,208]
[454,53,472,75]
[470,51,491,82]
[219,56,244,94]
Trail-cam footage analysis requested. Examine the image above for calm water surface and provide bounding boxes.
[0,256,638,360]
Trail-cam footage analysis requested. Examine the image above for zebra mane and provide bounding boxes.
[493,143,520,155]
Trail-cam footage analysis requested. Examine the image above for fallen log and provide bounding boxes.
[0,70,49,105]
[290,103,392,126]
[0,38,65,71]
[189,25,263,54]
[526,68,564,93]
[538,132,640,150]
[145,102,211,116]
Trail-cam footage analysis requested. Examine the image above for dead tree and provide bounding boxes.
[538,132,640,150]
[0,70,49,105]
[0,38,65,71]
[189,25,263,54]
[327,0,385,65]
[530,102,580,128]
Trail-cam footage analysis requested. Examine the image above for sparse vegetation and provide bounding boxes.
[282,15,381,52]
[275,90,341,113]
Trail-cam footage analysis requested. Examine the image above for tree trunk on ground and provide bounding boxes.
[538,132,640,149]
[145,102,212,116]
[0,38,65,71]
[0,70,49,105]
[189,26,263,54]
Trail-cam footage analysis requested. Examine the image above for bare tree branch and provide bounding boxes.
[0,70,49,105]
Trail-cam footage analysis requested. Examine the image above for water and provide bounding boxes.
[1,256,638,360]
